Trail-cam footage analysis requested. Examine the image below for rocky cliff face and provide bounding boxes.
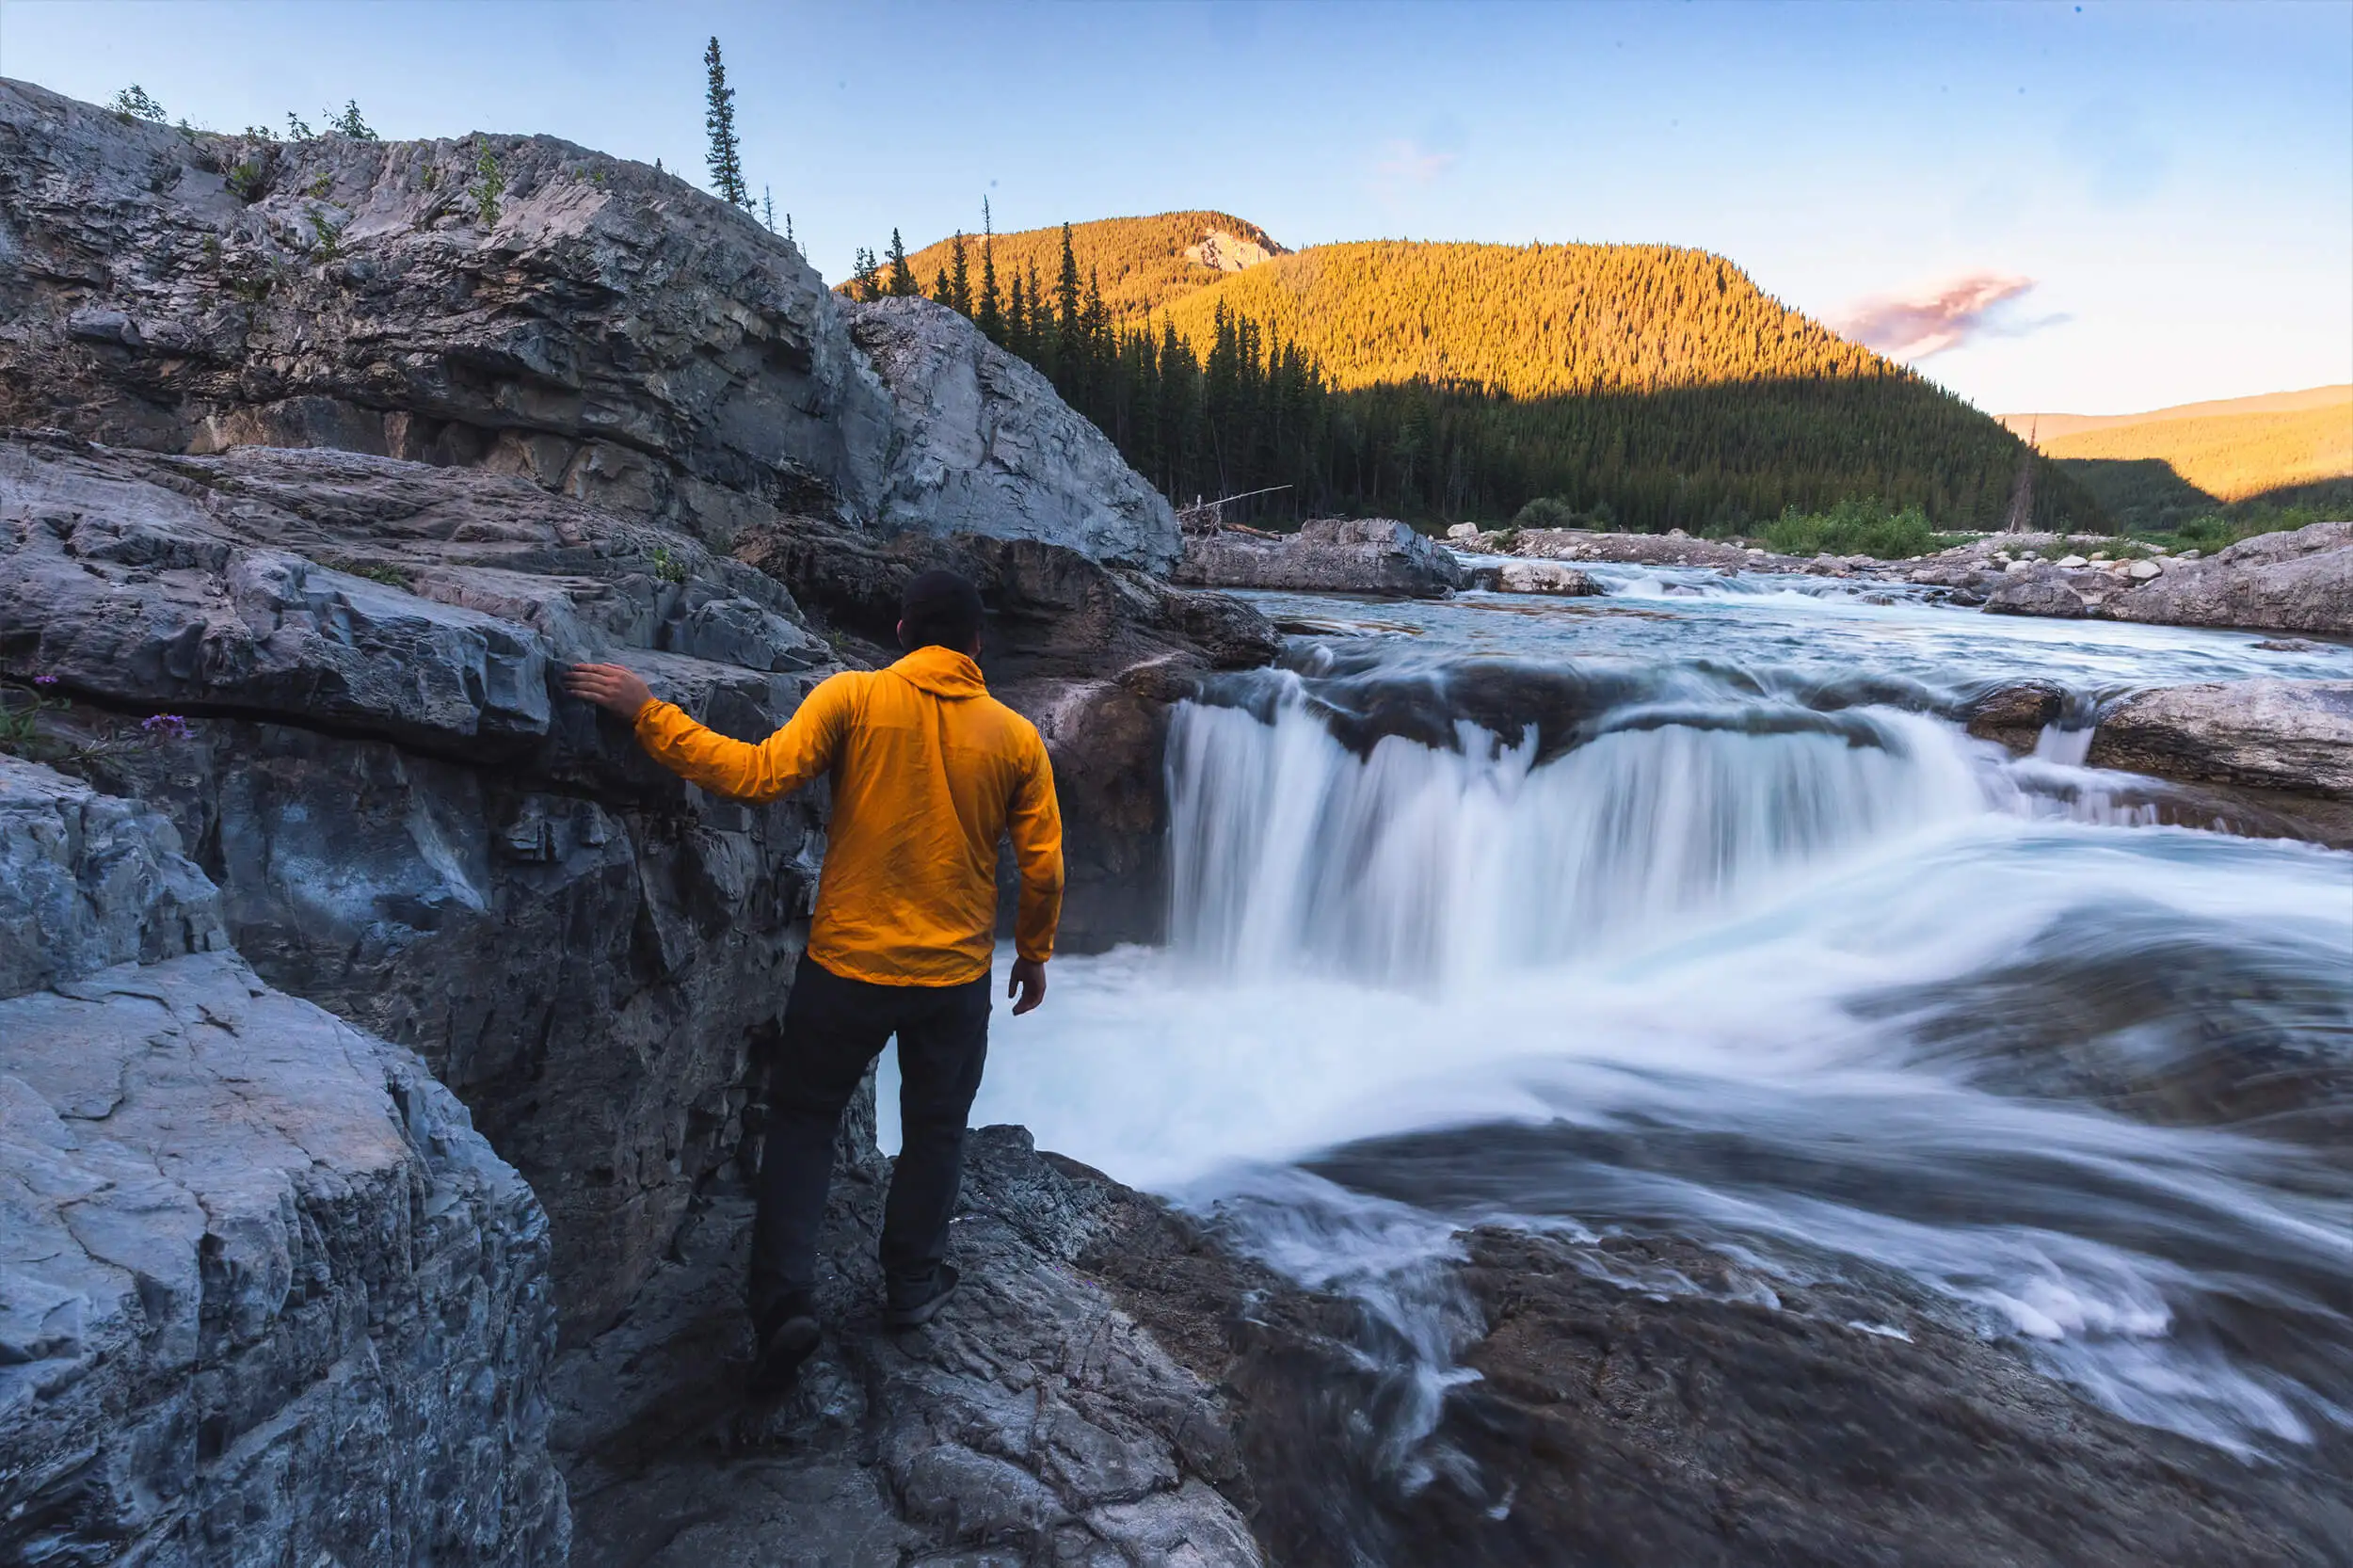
[1,433,838,1336]
[0,77,1177,573]
[846,298,1181,572]
[0,756,566,1567]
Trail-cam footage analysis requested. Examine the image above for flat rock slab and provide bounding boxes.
[2089,680,2353,798]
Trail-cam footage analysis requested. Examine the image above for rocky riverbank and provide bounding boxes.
[1450,520,2353,637]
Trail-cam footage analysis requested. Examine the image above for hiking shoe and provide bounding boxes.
[883,1264,960,1331]
[750,1300,821,1396]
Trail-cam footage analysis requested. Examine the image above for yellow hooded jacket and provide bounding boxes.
[630,645,1064,986]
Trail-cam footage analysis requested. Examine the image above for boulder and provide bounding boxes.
[1176,517,1467,598]
[845,297,1180,571]
[1963,680,2067,752]
[1982,574,2088,619]
[2103,520,2353,636]
[0,756,566,1566]
[1466,558,1604,597]
[2088,680,2353,799]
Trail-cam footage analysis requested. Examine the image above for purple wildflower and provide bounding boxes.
[140,713,193,741]
[32,675,57,686]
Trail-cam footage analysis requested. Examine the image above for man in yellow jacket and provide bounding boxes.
[565,570,1063,1389]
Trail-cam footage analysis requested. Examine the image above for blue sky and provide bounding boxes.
[4,1,2346,414]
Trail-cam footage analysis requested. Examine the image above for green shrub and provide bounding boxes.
[109,85,168,124]
[470,146,505,228]
[650,545,691,584]
[1762,498,1938,559]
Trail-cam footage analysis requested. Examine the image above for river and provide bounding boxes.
[893,566,2353,1488]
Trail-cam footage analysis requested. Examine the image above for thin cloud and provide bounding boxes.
[1371,138,1458,189]
[1832,271,2062,360]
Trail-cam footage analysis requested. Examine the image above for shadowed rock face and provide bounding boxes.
[0,757,566,1568]
[2,434,837,1336]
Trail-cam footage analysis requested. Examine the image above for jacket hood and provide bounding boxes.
[888,645,989,699]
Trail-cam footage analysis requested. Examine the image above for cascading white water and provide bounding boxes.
[1169,686,1991,985]
[931,590,2353,1488]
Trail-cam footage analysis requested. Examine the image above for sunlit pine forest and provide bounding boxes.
[844,219,2103,533]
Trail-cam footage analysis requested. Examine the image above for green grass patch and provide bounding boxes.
[1759,499,1939,559]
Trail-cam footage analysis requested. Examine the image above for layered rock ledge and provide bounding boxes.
[1,756,566,1566]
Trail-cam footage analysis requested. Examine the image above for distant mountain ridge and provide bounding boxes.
[1999,386,2351,527]
[870,211,2098,532]
[2000,386,2352,444]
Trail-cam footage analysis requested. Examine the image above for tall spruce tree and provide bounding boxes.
[948,232,972,316]
[975,199,1003,344]
[887,229,918,296]
[1056,222,1082,342]
[702,37,750,207]
[762,186,776,233]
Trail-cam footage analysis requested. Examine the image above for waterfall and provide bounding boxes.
[1167,687,1991,985]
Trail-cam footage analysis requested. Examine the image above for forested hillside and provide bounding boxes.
[1157,242,1883,396]
[858,218,2101,533]
[886,211,1288,319]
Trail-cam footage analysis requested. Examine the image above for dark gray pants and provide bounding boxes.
[749,952,990,1320]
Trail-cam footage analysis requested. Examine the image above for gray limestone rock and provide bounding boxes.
[0,80,1180,572]
[3,434,837,1335]
[1176,517,1466,598]
[0,757,565,1567]
[845,297,1181,572]
[551,1126,1258,1568]
[2103,520,2353,636]
[1465,558,1604,596]
[0,78,890,547]
[2088,679,2353,800]
[1982,573,2088,619]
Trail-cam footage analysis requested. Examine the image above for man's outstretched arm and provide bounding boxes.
[566,662,851,804]
[1005,730,1064,1016]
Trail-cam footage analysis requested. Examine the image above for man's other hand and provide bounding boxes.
[1008,956,1048,1016]
[566,663,654,717]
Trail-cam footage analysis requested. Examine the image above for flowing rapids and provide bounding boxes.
[885,567,2353,1487]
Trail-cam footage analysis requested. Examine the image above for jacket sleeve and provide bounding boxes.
[631,673,856,803]
[1008,728,1065,964]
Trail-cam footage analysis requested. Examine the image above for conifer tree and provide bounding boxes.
[933,265,954,308]
[887,229,918,296]
[852,248,882,302]
[1056,222,1082,342]
[762,186,776,233]
[1006,274,1029,358]
[948,232,972,316]
[976,199,1003,344]
[702,37,751,207]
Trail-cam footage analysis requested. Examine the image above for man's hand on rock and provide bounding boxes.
[1008,956,1048,1016]
[565,663,654,717]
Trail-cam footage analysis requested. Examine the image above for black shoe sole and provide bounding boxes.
[750,1314,820,1396]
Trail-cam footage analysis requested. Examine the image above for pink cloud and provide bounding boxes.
[1832,272,2044,360]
